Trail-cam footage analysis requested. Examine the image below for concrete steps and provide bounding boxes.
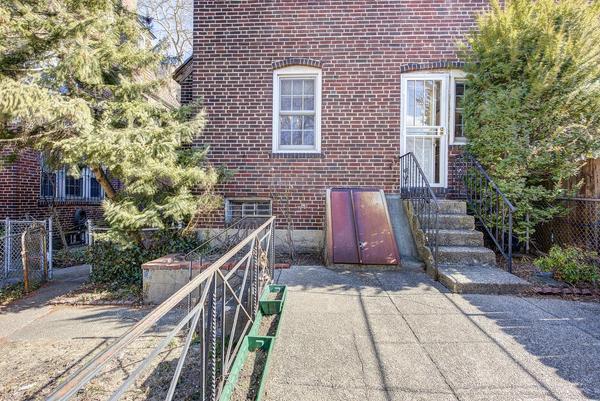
[437,229,484,247]
[437,199,467,215]
[437,245,496,265]
[436,214,475,230]
[390,196,531,294]
[437,264,531,294]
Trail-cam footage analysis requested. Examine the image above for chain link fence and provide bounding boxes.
[534,198,600,254]
[1,219,52,289]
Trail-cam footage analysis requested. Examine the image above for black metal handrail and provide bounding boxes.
[399,152,440,270]
[47,216,276,401]
[456,153,516,272]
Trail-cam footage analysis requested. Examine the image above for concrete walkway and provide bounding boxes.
[265,265,600,401]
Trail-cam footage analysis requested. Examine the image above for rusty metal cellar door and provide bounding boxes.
[328,188,400,265]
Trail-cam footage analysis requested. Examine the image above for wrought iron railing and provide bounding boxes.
[47,216,276,401]
[399,152,440,269]
[455,153,516,272]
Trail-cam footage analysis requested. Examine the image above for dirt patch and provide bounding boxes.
[511,256,600,302]
[50,282,141,306]
[258,314,279,337]
[230,349,267,401]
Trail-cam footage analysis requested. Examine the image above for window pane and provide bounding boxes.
[292,131,302,145]
[281,96,291,111]
[414,80,424,125]
[303,79,314,95]
[280,130,291,145]
[303,96,314,111]
[303,115,314,129]
[281,80,292,95]
[90,176,101,198]
[454,81,466,139]
[303,130,314,145]
[292,116,302,130]
[455,111,465,138]
[66,175,82,197]
[407,80,415,126]
[292,97,302,111]
[292,80,303,95]
[434,80,441,126]
[280,115,291,130]
[41,172,55,197]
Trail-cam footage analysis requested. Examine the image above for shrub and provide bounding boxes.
[87,230,203,288]
[53,248,87,269]
[463,0,600,240]
[534,246,599,285]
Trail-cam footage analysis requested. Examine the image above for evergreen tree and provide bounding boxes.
[463,0,600,240]
[0,0,218,244]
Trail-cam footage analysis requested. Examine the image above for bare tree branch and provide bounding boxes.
[139,0,192,63]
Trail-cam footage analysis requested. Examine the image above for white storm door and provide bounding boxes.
[401,74,449,187]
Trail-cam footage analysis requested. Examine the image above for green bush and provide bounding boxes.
[53,248,87,268]
[463,0,600,240]
[534,246,599,285]
[87,231,203,288]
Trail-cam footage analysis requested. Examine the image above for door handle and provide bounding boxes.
[439,126,445,135]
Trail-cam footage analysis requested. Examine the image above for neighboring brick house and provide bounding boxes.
[175,1,487,251]
[0,0,180,247]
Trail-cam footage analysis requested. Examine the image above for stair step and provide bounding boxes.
[437,246,496,265]
[437,264,531,294]
[436,229,484,247]
[437,200,467,215]
[436,214,475,230]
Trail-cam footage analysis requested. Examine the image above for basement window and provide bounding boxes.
[225,199,272,224]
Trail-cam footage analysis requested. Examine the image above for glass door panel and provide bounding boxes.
[402,75,448,186]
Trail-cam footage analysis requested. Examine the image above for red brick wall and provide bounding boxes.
[192,0,484,230]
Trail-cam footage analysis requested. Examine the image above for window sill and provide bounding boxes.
[38,198,104,206]
[450,140,468,146]
[270,152,323,159]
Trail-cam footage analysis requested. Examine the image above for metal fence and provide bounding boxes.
[534,198,600,254]
[47,216,276,401]
[1,219,52,288]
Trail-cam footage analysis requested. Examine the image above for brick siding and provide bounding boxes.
[187,1,487,230]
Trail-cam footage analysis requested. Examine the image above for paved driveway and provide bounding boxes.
[265,266,600,401]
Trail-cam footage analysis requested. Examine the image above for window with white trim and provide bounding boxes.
[449,72,467,145]
[273,66,321,153]
[225,198,272,224]
[40,159,105,201]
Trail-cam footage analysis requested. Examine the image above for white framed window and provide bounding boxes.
[449,71,467,145]
[225,198,272,224]
[40,158,104,201]
[272,66,322,153]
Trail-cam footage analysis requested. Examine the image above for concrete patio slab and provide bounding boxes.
[265,265,600,401]
[403,313,490,343]
[389,294,462,315]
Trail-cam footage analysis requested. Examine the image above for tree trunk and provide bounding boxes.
[90,165,117,200]
[90,165,145,246]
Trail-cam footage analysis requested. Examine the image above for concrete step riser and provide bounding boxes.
[437,249,496,265]
[437,201,467,215]
[437,231,484,247]
[435,215,475,230]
